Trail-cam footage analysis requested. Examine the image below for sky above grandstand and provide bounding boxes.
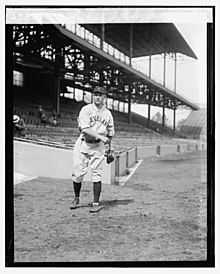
[132,22,207,106]
[174,23,207,106]
[132,21,208,123]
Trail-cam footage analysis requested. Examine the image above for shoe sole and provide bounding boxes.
[70,202,90,210]
[89,205,104,213]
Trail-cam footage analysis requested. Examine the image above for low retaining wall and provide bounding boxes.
[14,140,115,184]
[179,144,188,153]
[136,146,157,159]
[188,144,197,152]
[14,140,207,185]
[127,148,136,168]
[14,141,73,180]
[159,145,178,156]
[116,151,127,177]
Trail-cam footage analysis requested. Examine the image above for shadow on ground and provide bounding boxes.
[100,199,134,209]
[68,199,134,210]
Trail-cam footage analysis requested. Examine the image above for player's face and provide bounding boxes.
[93,92,106,106]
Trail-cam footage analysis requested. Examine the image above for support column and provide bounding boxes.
[173,106,176,131]
[128,86,132,124]
[129,24,133,66]
[54,44,61,115]
[100,70,104,85]
[99,24,105,85]
[73,88,76,100]
[149,55,152,78]
[173,53,177,130]
[149,25,152,78]
[100,24,105,50]
[163,53,166,87]
[162,102,165,132]
[148,103,151,128]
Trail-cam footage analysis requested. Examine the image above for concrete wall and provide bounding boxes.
[14,140,207,185]
[188,144,197,152]
[160,145,178,156]
[136,146,157,160]
[14,141,73,179]
[116,151,127,177]
[179,144,188,153]
[14,141,115,184]
[127,148,136,168]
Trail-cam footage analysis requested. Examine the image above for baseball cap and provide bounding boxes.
[93,86,106,94]
[13,115,20,123]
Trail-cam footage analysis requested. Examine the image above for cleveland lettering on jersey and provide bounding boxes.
[90,115,110,127]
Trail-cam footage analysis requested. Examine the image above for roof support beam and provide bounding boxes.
[148,103,151,128]
[129,24,133,66]
[127,86,132,124]
[54,44,61,115]
[100,24,105,50]
[162,100,165,132]
[149,55,152,78]
[163,53,166,87]
[173,53,177,130]
[173,108,176,131]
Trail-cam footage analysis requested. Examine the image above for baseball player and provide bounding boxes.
[71,86,115,213]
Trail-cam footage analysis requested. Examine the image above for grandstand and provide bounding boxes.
[179,109,207,141]
[10,22,204,154]
[14,96,174,153]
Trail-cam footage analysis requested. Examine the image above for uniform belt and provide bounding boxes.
[81,137,100,144]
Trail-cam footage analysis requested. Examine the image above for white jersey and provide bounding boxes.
[73,103,115,183]
[78,103,115,137]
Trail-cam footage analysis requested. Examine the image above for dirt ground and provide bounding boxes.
[13,150,207,262]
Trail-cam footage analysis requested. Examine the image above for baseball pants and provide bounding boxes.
[72,137,105,183]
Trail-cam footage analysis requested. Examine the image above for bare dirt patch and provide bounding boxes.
[14,150,207,262]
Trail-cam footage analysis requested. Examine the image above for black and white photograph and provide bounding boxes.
[4,3,215,268]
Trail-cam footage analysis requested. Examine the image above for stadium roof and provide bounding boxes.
[80,23,198,59]
[12,24,199,110]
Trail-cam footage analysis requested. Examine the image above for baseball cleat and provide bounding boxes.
[70,197,80,209]
[89,203,104,213]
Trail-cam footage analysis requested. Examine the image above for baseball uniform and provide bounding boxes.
[72,102,115,183]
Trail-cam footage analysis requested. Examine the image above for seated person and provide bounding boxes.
[51,109,57,119]
[36,105,47,125]
[13,115,26,137]
[48,109,58,126]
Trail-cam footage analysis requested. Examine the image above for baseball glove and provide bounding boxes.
[106,149,115,164]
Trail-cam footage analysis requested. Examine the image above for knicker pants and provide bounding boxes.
[72,137,105,183]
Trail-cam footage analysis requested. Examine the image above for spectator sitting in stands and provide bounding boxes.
[52,109,57,119]
[13,115,26,137]
[49,109,58,126]
[36,105,47,125]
